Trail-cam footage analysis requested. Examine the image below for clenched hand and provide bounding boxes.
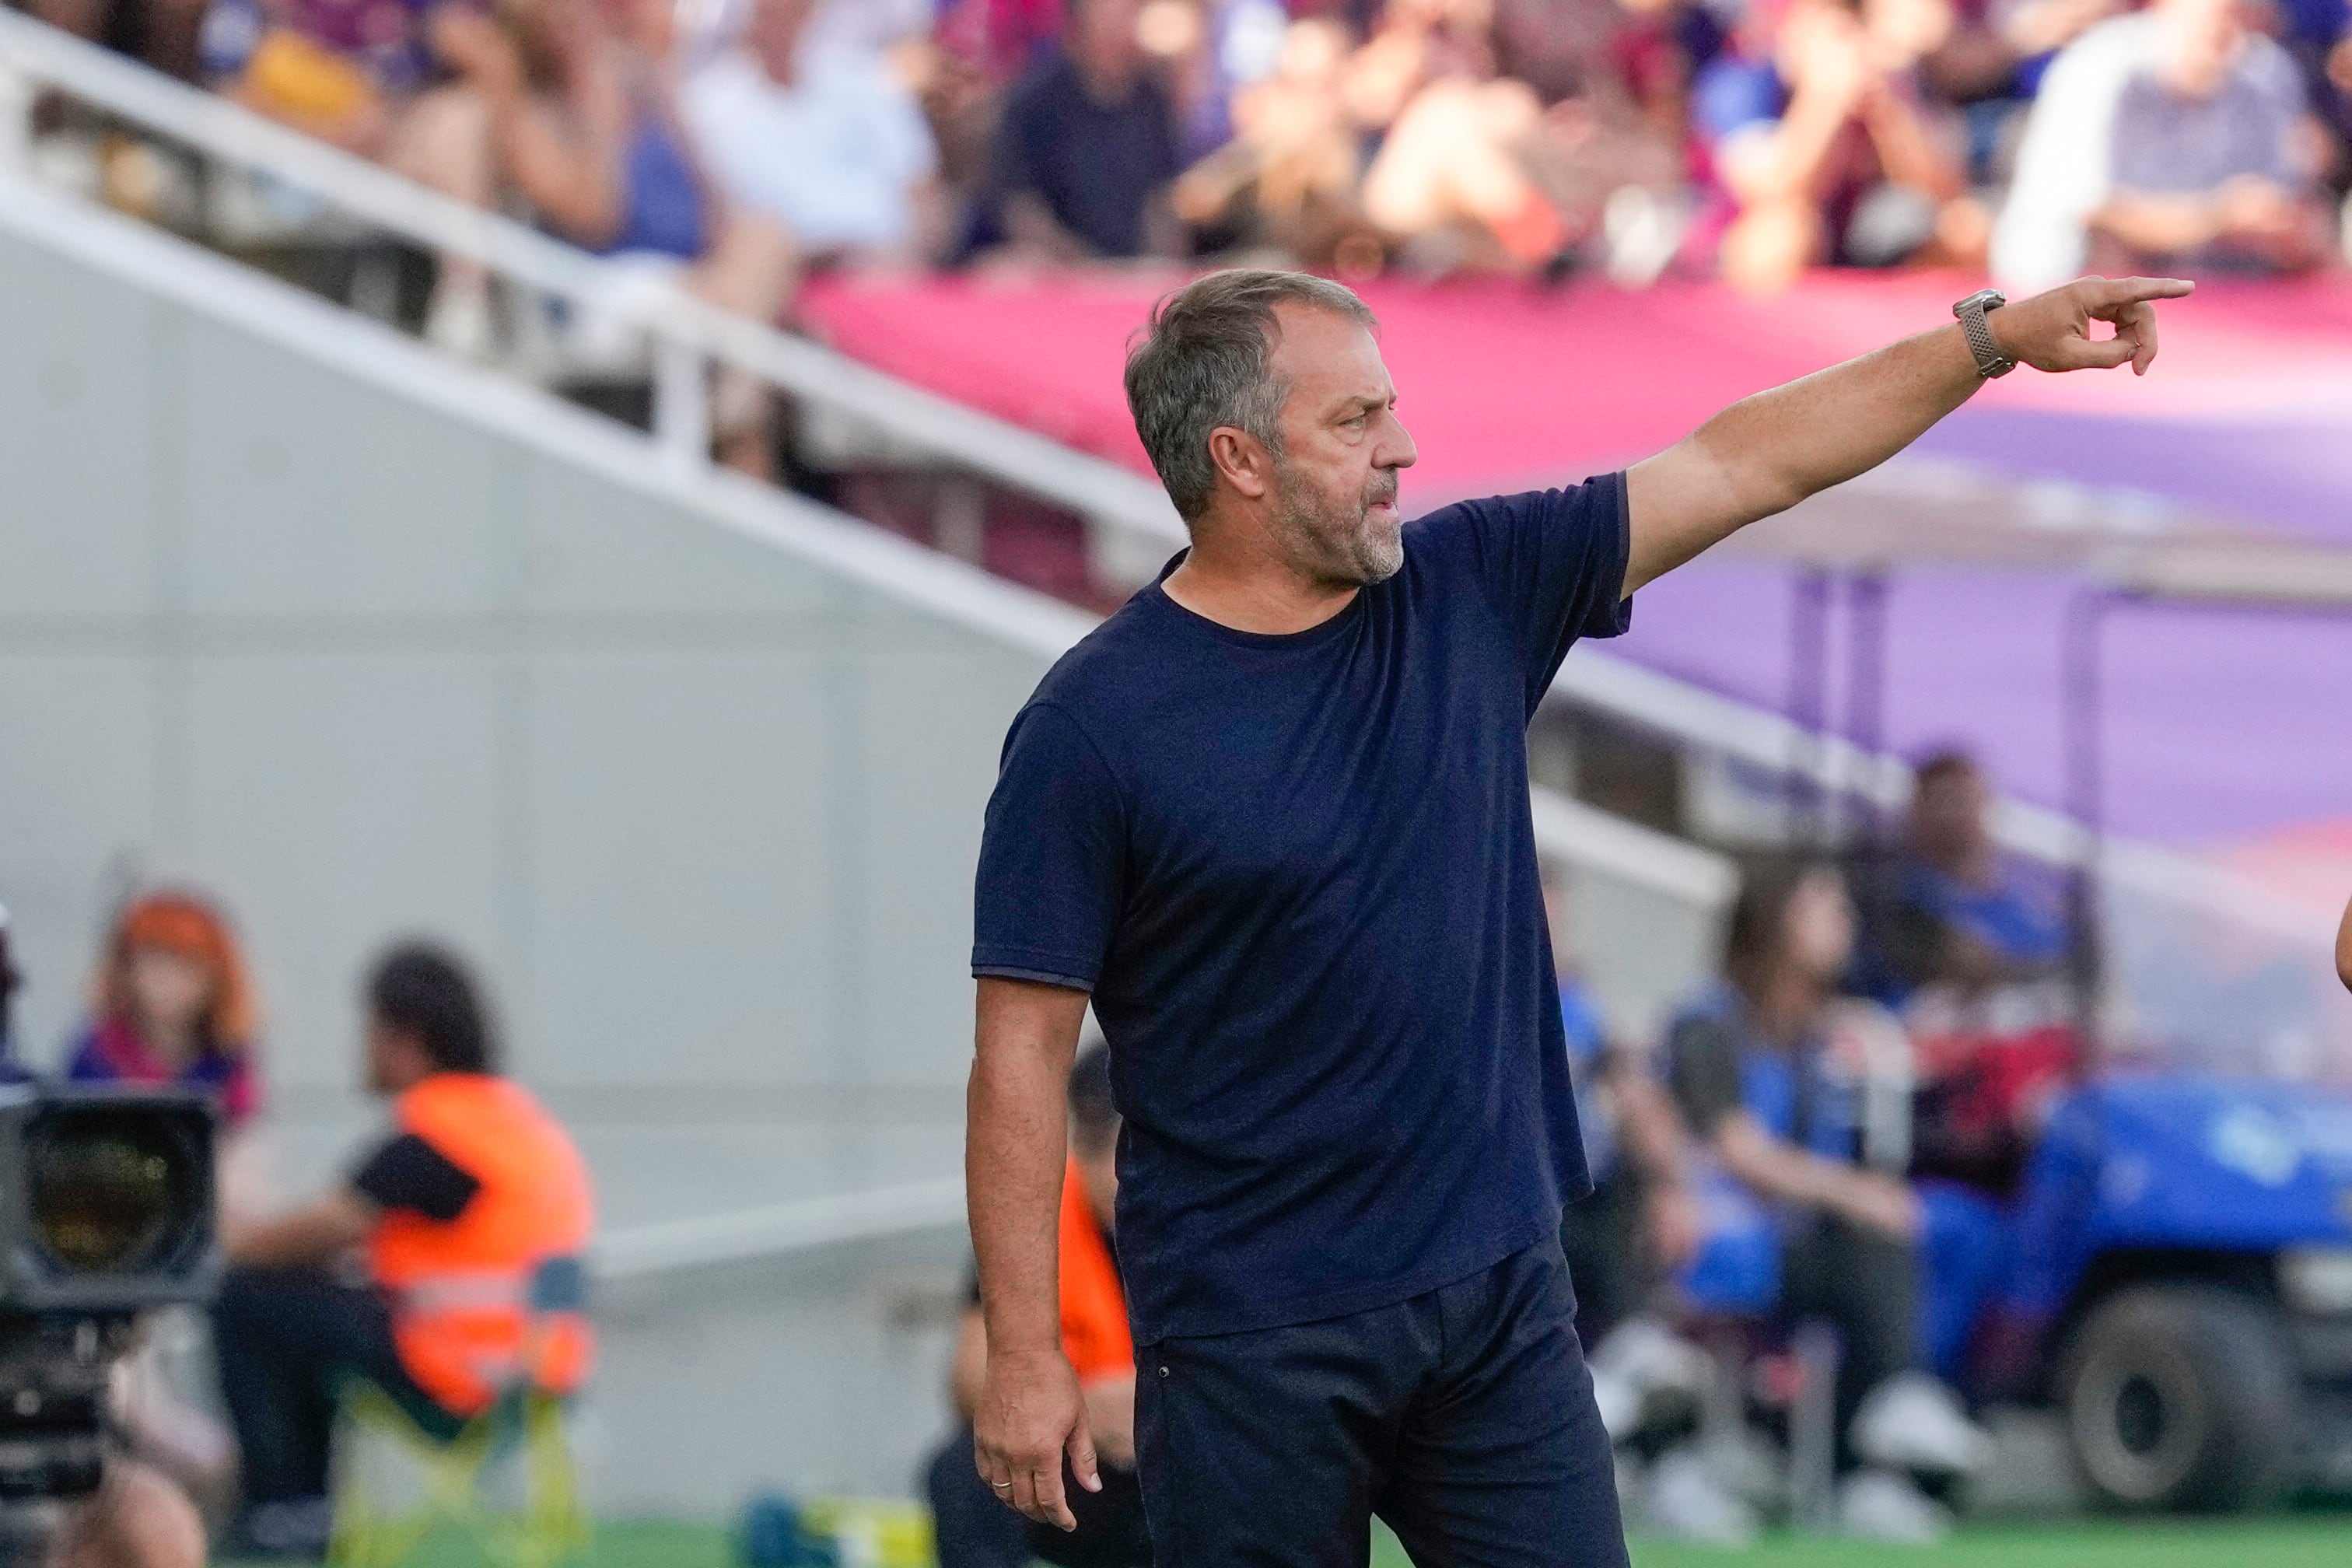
[1990,275,2196,378]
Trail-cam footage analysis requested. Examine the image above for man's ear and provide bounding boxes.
[1206,426,1271,503]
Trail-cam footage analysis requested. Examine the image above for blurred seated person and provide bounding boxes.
[1863,750,2067,1007]
[70,892,261,1126]
[1664,863,1986,1533]
[1696,0,1985,292]
[198,0,479,161]
[682,0,945,268]
[429,0,793,452]
[928,1040,1150,1568]
[1993,0,2334,288]
[212,943,593,1559]
[1174,18,1377,268]
[969,0,1188,261]
[1346,0,1594,275]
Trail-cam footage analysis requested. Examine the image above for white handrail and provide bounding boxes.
[0,10,1185,540]
[597,1178,967,1282]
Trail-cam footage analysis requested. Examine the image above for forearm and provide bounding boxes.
[967,981,1085,1356]
[1002,192,1093,261]
[1726,90,1855,205]
[1860,92,1963,201]
[222,1190,374,1269]
[1627,323,1979,587]
[1718,1117,1884,1222]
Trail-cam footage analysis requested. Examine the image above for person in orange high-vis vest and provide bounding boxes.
[215,943,594,1559]
[932,1041,1151,1568]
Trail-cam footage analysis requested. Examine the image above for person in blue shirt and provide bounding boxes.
[966,265,2189,1563]
[1861,750,2068,1006]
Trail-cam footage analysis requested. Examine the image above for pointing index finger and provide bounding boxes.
[2100,276,2196,306]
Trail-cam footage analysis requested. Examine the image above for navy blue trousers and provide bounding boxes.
[1133,1236,1627,1568]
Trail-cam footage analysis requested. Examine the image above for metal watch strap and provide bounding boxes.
[1955,291,2015,379]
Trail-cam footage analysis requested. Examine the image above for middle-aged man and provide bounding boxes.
[967,265,2189,1565]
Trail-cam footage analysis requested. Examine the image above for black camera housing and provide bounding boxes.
[0,1086,217,1314]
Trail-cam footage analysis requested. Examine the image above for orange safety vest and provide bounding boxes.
[1058,1157,1132,1381]
[366,1073,596,1416]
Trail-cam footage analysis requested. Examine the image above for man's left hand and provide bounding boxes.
[1990,275,2196,379]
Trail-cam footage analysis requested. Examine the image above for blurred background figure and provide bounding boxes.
[927,1038,1149,1568]
[1664,861,1988,1542]
[69,891,261,1125]
[968,0,1187,261]
[1860,749,2069,1007]
[684,0,946,275]
[424,0,795,418]
[1994,0,2336,288]
[212,943,594,1560]
[1696,0,1985,293]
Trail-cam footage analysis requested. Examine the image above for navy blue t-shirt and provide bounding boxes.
[972,477,1633,1342]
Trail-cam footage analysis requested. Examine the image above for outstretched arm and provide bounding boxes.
[1622,276,2193,594]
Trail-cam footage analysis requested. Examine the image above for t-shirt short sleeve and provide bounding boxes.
[351,1132,483,1223]
[1666,1013,1746,1138]
[971,702,1127,990]
[1432,473,1633,716]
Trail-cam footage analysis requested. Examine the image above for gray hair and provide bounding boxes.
[1123,269,1376,523]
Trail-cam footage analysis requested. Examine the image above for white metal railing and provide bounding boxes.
[598,1178,966,1283]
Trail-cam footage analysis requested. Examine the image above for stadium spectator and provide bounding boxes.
[1993,0,2336,288]
[927,1040,1149,1568]
[198,0,474,158]
[1349,0,1599,274]
[971,0,1188,261]
[68,891,261,1125]
[1663,861,1988,1538]
[1695,0,1984,292]
[212,943,593,1559]
[1859,749,2067,1005]
[426,0,793,460]
[683,0,945,266]
[1171,16,1380,268]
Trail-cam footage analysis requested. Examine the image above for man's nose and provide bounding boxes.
[1378,410,1419,471]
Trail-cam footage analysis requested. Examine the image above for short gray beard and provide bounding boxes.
[1271,462,1402,589]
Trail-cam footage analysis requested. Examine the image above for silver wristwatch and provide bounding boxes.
[1953,288,2015,379]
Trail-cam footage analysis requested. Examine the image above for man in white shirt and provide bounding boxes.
[684,0,943,261]
[1993,0,2332,288]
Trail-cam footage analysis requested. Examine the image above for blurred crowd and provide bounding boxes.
[20,0,2352,331]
